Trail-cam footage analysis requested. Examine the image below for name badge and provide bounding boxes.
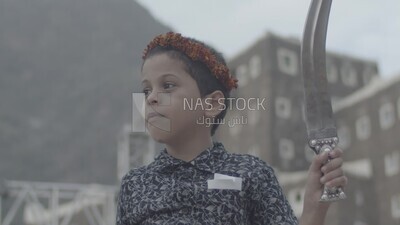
[207,173,242,191]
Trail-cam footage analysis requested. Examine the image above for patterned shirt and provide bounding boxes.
[116,142,298,225]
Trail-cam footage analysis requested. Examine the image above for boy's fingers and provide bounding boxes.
[325,176,348,189]
[320,168,344,184]
[310,148,344,173]
[321,158,343,174]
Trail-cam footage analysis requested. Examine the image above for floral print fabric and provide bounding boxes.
[117,142,298,225]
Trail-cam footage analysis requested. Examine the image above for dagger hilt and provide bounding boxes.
[309,137,347,202]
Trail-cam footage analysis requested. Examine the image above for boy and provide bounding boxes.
[117,32,347,225]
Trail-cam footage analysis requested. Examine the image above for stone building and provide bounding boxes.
[332,74,400,225]
[216,31,378,172]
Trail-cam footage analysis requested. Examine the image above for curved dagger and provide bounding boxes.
[301,0,346,202]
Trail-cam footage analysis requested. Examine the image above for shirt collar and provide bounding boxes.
[149,141,228,174]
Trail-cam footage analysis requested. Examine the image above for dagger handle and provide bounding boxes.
[309,137,347,202]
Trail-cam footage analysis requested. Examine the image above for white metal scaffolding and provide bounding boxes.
[0,180,117,225]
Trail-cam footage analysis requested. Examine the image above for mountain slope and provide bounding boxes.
[0,0,171,184]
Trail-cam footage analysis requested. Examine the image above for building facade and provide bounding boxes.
[217,32,379,172]
[332,74,400,225]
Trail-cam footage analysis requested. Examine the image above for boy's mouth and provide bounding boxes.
[146,112,164,120]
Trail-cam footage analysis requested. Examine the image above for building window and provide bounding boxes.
[279,139,295,160]
[249,55,262,79]
[379,102,396,130]
[248,145,260,157]
[384,151,400,177]
[327,61,338,83]
[337,125,351,150]
[341,63,358,87]
[236,64,249,86]
[277,48,298,76]
[275,97,291,119]
[355,115,371,140]
[392,194,400,219]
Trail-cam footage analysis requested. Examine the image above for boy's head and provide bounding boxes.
[141,32,238,141]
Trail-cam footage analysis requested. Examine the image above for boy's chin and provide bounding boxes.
[146,126,174,144]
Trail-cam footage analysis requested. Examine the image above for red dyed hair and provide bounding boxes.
[143,32,238,91]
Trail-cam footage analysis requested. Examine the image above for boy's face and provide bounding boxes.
[141,53,206,144]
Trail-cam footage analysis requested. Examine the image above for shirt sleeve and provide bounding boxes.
[248,160,299,225]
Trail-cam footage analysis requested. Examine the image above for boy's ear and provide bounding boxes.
[203,90,225,118]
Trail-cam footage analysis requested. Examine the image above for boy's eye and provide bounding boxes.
[163,82,175,89]
[142,88,151,97]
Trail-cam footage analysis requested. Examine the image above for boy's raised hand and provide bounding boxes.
[300,148,348,225]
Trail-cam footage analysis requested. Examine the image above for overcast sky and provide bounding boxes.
[136,0,399,78]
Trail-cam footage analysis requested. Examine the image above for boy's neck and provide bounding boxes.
[165,136,214,162]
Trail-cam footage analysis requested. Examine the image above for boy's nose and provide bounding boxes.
[147,91,158,105]
[147,92,171,106]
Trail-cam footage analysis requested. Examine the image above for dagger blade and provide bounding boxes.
[301,0,337,141]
